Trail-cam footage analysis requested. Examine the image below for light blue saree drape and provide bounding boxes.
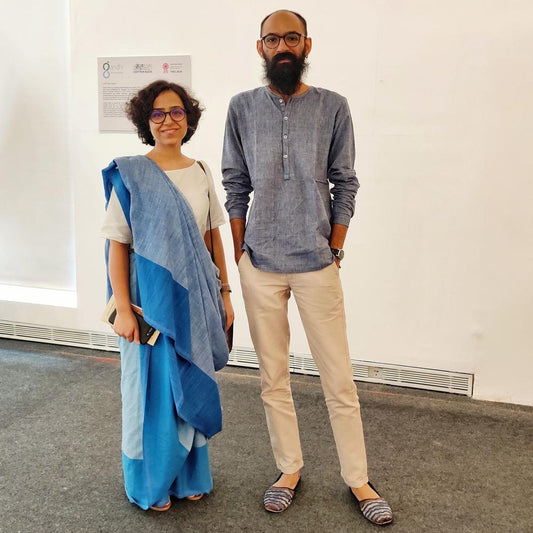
[102,155,228,509]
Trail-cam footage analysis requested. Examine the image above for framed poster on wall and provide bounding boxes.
[97,55,191,131]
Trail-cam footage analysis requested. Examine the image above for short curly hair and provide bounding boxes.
[126,80,203,146]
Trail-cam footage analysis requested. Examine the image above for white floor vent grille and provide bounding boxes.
[230,348,473,396]
[0,320,473,396]
[0,320,119,351]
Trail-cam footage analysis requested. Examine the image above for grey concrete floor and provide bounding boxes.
[0,338,531,533]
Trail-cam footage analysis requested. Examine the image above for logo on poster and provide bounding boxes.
[162,63,169,73]
[134,63,152,73]
[102,61,123,79]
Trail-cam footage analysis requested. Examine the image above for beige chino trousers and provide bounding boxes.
[238,252,369,488]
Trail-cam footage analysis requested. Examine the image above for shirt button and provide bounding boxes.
[283,154,288,159]
[284,116,288,120]
[279,99,283,103]
[283,135,288,139]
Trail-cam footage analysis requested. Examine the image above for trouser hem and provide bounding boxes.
[346,475,370,489]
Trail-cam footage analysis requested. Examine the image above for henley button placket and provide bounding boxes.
[282,109,290,180]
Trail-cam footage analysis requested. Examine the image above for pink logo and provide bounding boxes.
[162,63,169,73]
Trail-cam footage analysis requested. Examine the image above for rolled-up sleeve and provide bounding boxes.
[327,98,359,226]
[222,97,253,220]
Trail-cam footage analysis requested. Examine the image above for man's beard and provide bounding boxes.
[263,51,308,96]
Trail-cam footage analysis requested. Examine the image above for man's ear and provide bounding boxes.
[304,37,312,57]
[257,40,265,58]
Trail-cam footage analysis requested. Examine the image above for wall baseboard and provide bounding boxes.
[0,320,473,396]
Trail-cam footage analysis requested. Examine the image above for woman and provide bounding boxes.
[101,80,233,511]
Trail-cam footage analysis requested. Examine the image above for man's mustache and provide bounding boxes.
[272,52,297,65]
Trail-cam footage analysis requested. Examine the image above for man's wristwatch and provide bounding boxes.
[331,248,344,261]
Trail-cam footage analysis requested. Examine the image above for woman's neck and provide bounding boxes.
[146,145,194,170]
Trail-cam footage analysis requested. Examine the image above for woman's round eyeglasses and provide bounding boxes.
[260,32,306,49]
[149,107,186,124]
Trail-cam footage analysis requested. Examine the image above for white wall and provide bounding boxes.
[0,0,75,290]
[1,0,532,406]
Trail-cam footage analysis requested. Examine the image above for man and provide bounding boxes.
[222,10,393,526]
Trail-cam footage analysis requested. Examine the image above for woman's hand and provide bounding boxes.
[222,291,234,331]
[113,309,140,344]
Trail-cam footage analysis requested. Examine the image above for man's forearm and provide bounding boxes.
[330,223,348,250]
[229,218,246,264]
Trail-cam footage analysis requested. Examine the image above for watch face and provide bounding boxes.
[332,248,344,260]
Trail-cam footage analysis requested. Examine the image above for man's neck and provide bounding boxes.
[267,82,310,101]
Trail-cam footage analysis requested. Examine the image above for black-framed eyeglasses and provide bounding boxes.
[260,32,306,49]
[149,106,186,124]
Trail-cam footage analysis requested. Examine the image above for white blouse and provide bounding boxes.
[101,160,226,244]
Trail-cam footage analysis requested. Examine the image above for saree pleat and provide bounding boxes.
[120,337,212,509]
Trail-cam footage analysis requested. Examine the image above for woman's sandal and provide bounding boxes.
[263,473,301,513]
[149,499,171,512]
[186,494,204,501]
[351,482,393,526]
